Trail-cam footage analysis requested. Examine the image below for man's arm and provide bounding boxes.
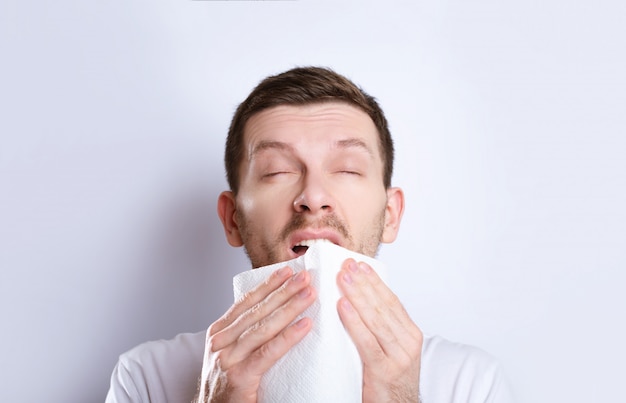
[337,258,423,402]
[194,266,316,403]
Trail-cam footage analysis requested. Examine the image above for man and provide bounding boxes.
[106,67,513,402]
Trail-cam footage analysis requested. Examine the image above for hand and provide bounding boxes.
[196,267,316,403]
[337,259,423,402]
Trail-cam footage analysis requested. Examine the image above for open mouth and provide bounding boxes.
[291,239,332,256]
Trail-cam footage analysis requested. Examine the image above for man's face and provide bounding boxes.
[218,102,404,268]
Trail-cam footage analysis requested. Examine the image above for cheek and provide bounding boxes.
[339,187,387,225]
[237,190,291,227]
[237,192,257,215]
[335,180,387,205]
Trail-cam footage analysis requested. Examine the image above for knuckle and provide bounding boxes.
[364,340,385,361]
[368,311,386,331]
[396,352,413,370]
[207,321,221,337]
[241,289,256,303]
[235,300,265,329]
[410,343,422,360]
[386,292,401,307]
[209,305,238,336]
[372,348,386,362]
[261,273,278,287]
[248,300,264,317]
[274,279,291,297]
[255,340,278,362]
[211,349,229,370]
[414,329,423,344]
[259,270,286,292]
[247,318,271,340]
[206,333,223,353]
[411,328,424,352]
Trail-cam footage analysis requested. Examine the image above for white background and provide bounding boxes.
[1,1,624,402]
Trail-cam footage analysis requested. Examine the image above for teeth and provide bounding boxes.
[295,239,331,247]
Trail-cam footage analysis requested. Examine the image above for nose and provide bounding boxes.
[293,174,334,214]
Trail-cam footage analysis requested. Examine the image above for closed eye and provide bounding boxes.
[261,170,299,180]
[263,171,290,177]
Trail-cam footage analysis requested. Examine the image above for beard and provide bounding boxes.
[236,207,386,268]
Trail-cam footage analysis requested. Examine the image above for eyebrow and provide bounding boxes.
[334,138,374,157]
[249,137,374,160]
[249,140,294,160]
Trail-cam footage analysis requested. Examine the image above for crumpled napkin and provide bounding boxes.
[233,241,388,403]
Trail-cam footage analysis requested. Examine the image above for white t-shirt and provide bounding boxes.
[106,331,514,403]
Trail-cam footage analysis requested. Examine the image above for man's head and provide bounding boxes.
[225,67,394,195]
[218,67,404,268]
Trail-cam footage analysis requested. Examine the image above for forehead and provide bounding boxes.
[242,102,380,154]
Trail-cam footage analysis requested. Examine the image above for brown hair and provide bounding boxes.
[225,66,394,194]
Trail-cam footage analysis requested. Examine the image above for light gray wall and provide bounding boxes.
[1,1,624,402]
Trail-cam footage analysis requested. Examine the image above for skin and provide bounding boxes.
[198,102,423,402]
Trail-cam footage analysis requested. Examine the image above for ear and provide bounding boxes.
[217,191,244,247]
[381,187,405,243]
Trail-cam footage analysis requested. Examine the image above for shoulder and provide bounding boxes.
[106,331,206,403]
[422,334,499,372]
[420,334,515,403]
[119,330,206,367]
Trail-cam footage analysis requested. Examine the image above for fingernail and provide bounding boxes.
[359,262,371,274]
[297,287,311,298]
[295,318,309,329]
[348,260,359,273]
[276,267,289,278]
[294,271,306,282]
[343,272,353,285]
[341,299,353,312]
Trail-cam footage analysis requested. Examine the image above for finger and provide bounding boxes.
[231,317,313,384]
[225,281,317,365]
[209,266,293,336]
[347,260,414,329]
[336,296,386,364]
[210,270,313,352]
[338,260,420,360]
[338,260,399,353]
[353,262,422,359]
[354,261,420,342]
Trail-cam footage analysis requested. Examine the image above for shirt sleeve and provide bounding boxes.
[419,335,517,403]
[484,361,516,403]
[105,356,148,403]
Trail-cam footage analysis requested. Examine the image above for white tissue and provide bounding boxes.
[232,241,387,403]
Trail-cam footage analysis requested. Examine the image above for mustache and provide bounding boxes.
[279,213,350,242]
